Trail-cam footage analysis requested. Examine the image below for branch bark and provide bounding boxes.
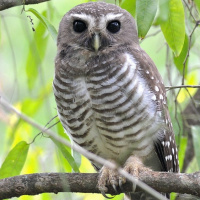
[0,171,200,199]
[0,0,50,11]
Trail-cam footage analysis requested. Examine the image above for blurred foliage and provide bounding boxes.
[0,0,200,200]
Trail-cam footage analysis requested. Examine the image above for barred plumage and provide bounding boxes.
[53,2,179,199]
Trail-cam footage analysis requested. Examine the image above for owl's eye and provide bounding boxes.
[107,21,120,33]
[73,20,87,33]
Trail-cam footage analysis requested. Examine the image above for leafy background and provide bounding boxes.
[0,0,200,199]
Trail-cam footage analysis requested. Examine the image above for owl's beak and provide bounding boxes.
[93,33,100,52]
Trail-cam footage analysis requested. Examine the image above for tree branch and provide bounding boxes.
[0,171,200,199]
[0,0,50,11]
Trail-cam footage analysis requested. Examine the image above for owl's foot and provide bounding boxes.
[119,156,152,192]
[97,156,151,198]
[98,166,119,198]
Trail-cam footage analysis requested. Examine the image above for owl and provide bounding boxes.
[53,2,179,199]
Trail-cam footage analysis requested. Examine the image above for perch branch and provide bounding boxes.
[0,0,50,11]
[0,171,200,199]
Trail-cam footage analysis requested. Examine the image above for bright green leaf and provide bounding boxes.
[120,0,136,18]
[57,120,70,140]
[194,0,200,13]
[27,8,57,42]
[191,126,200,169]
[160,0,185,56]
[0,141,29,179]
[136,0,158,38]
[178,137,187,172]
[155,0,170,24]
[173,34,189,75]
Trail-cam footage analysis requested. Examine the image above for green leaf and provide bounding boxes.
[191,126,200,169]
[136,0,158,38]
[0,141,29,179]
[194,0,200,13]
[178,137,187,172]
[155,0,170,24]
[52,138,80,172]
[173,34,189,75]
[120,0,136,18]
[52,122,80,172]
[160,0,185,56]
[72,148,82,170]
[27,8,57,42]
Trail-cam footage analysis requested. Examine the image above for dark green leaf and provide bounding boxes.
[120,0,136,17]
[27,8,57,42]
[72,148,82,170]
[160,0,185,56]
[53,121,80,172]
[0,141,29,179]
[173,34,189,75]
[192,126,200,169]
[136,0,158,38]
[52,138,80,172]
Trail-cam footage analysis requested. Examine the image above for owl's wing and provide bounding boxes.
[154,105,179,173]
[131,48,179,173]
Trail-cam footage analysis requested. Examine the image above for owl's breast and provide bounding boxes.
[53,52,164,165]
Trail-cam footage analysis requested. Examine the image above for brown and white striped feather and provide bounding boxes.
[53,45,179,173]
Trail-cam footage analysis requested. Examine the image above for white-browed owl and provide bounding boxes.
[53,2,179,199]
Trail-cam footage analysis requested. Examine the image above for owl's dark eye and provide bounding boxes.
[73,20,87,33]
[107,21,120,33]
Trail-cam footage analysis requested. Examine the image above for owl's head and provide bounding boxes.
[57,2,139,53]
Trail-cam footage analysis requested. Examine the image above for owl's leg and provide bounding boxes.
[119,156,151,191]
[98,164,119,198]
[97,156,151,198]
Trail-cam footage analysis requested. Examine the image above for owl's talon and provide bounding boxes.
[111,184,119,194]
[119,179,124,192]
[132,181,137,193]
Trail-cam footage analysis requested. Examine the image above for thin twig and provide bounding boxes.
[29,120,60,144]
[165,85,200,90]
[183,0,197,22]
[0,0,50,11]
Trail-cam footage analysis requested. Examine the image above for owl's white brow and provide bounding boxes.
[104,13,123,21]
[70,13,95,27]
[99,13,123,29]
